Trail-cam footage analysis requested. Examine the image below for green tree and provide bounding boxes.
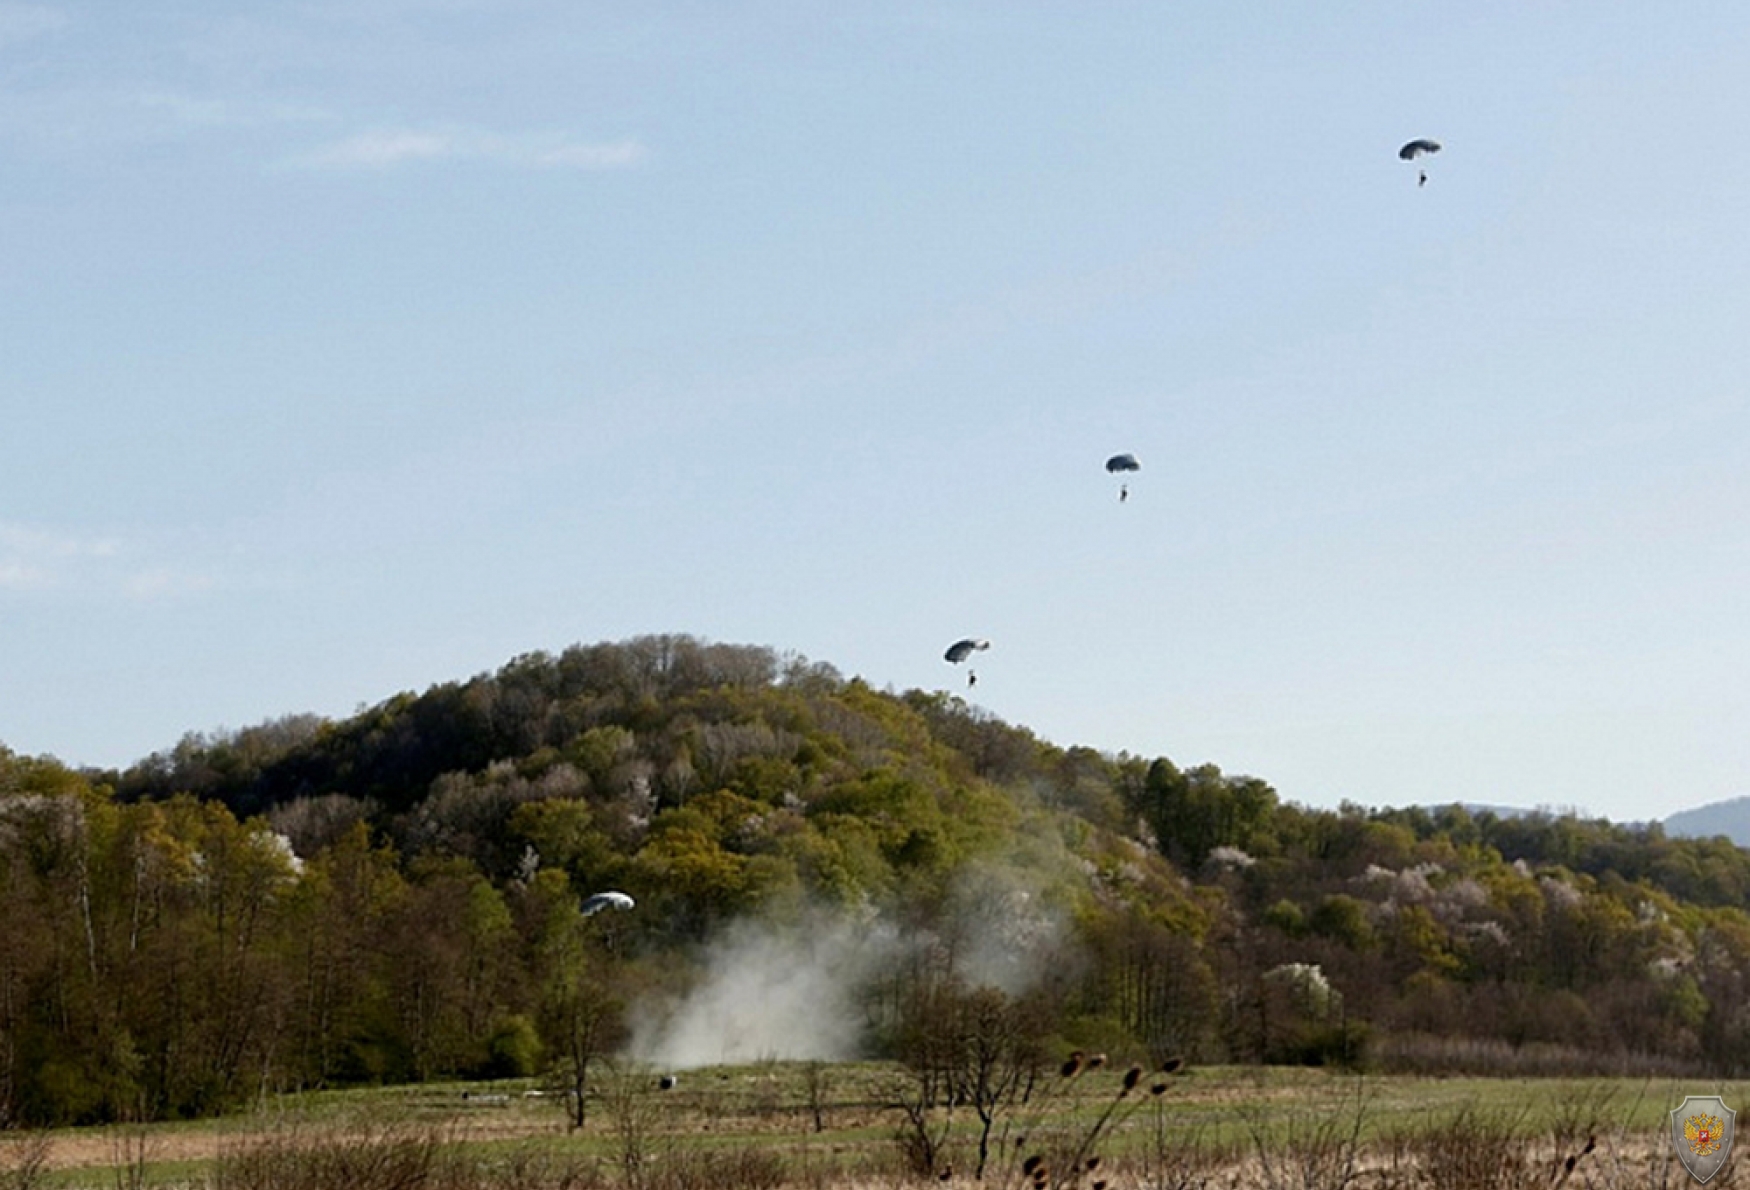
[523,870,626,1129]
[1309,895,1374,950]
[384,858,516,1079]
[1135,761,1278,870]
[289,822,407,1085]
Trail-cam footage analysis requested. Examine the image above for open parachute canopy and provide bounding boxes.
[944,638,991,664]
[581,890,635,917]
[1398,138,1441,161]
[1105,453,1141,474]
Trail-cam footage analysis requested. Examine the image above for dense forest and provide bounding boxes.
[4,634,1750,1127]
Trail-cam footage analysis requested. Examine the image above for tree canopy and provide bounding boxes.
[3,634,1748,1123]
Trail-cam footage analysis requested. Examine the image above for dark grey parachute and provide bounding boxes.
[1398,139,1441,161]
[1105,453,1141,474]
[581,890,635,917]
[944,638,990,664]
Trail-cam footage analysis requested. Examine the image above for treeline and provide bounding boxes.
[2,635,1749,1125]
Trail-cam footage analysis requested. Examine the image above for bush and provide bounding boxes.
[1269,1022,1370,1070]
[1373,1032,1697,1078]
[486,1016,542,1079]
[212,1122,445,1190]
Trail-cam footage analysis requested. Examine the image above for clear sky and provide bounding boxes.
[5,3,1749,823]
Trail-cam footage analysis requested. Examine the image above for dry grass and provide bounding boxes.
[12,1065,1750,1190]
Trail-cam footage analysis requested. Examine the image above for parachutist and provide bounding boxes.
[945,638,989,688]
[1106,453,1140,501]
[1105,453,1140,474]
[1399,139,1440,186]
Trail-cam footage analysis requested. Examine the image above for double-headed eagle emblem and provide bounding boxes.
[1685,1111,1725,1157]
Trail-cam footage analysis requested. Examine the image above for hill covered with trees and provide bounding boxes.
[4,634,1750,1126]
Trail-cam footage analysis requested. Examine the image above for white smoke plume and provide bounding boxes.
[939,862,1070,998]
[627,867,1073,1071]
[628,910,899,1070]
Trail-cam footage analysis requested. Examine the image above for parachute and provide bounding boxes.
[1399,139,1441,186]
[944,638,990,664]
[581,890,635,917]
[944,638,989,688]
[1106,453,1140,501]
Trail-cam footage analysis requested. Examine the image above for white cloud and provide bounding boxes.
[286,125,647,171]
[123,90,330,132]
[0,3,65,49]
[534,140,647,169]
[0,84,335,151]
[124,567,215,600]
[0,562,49,591]
[129,90,233,127]
[0,523,114,591]
[0,521,212,600]
[299,128,453,167]
[0,521,119,562]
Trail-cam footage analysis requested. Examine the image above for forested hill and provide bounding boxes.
[6,634,1750,1125]
[108,635,1750,909]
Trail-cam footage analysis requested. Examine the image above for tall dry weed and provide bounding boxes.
[979,1053,1190,1190]
[0,1131,50,1190]
[210,1117,450,1190]
[1379,1105,1540,1190]
[107,1121,155,1190]
[1242,1076,1371,1190]
[1137,1115,1234,1190]
[599,1064,668,1190]
[480,1143,605,1190]
[636,1147,784,1190]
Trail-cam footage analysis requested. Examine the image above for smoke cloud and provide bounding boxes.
[628,910,898,1069]
[628,865,1073,1071]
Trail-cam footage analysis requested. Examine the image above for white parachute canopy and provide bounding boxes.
[581,890,636,917]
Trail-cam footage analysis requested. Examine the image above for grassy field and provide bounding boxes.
[6,1063,1748,1189]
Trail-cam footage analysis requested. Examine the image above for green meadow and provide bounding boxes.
[10,1063,1745,1190]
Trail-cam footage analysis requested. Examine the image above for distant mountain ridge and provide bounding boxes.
[1663,796,1750,847]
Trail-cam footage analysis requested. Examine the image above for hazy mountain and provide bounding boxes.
[1664,796,1750,846]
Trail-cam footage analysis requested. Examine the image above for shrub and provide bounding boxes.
[486,1016,542,1079]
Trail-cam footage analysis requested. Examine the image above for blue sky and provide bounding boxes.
[5,3,1749,823]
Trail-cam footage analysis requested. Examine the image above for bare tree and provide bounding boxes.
[546,977,625,1132]
[897,980,1047,1180]
[801,1060,830,1134]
